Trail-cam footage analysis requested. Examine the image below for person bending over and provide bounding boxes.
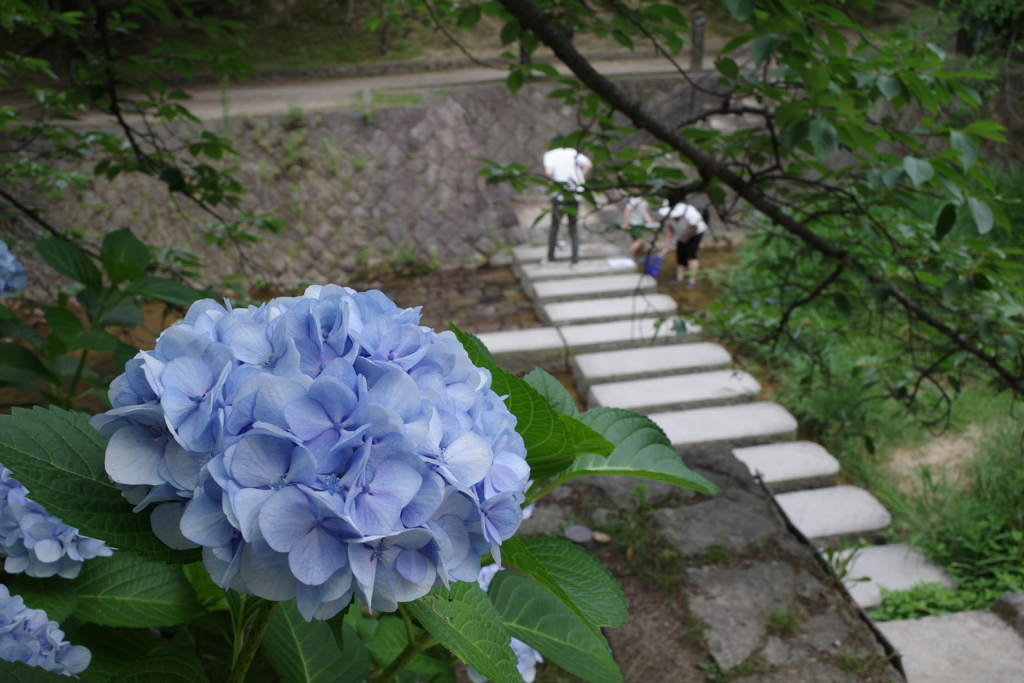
[659,201,708,288]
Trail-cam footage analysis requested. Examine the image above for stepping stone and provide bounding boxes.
[587,369,760,413]
[520,257,636,282]
[560,317,689,355]
[649,402,798,450]
[877,610,1024,683]
[540,294,677,326]
[840,543,955,609]
[774,486,892,545]
[732,442,840,493]
[573,343,731,394]
[474,327,565,376]
[512,243,622,266]
[532,273,657,303]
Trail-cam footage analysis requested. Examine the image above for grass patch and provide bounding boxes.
[607,486,686,594]
[370,90,424,107]
[767,608,800,637]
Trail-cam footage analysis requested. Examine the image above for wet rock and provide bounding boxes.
[656,489,782,556]
[686,560,801,669]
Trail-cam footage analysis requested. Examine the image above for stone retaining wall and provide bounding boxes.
[22,77,679,292]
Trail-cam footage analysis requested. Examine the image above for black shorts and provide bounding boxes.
[677,231,704,262]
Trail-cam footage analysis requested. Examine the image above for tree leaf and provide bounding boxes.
[564,407,716,494]
[45,307,83,345]
[405,582,520,683]
[521,536,627,628]
[8,575,78,622]
[903,157,934,188]
[99,299,146,328]
[967,197,994,235]
[0,406,201,564]
[725,0,755,21]
[876,76,903,101]
[0,659,70,682]
[450,325,573,481]
[101,229,150,285]
[122,277,204,307]
[808,119,838,160]
[71,552,202,627]
[963,119,1007,142]
[488,572,623,683]
[506,69,525,94]
[263,600,368,683]
[72,330,119,352]
[934,203,957,241]
[0,342,54,384]
[35,238,101,293]
[715,57,739,79]
[109,655,208,683]
[751,33,780,66]
[524,367,578,417]
[74,626,164,683]
[949,130,977,170]
[499,537,603,637]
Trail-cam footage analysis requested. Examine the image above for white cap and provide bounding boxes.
[658,200,688,218]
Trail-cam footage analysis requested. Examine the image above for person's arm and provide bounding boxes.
[544,165,554,181]
[642,208,655,224]
[622,204,631,227]
[679,221,697,243]
[660,221,674,253]
[580,158,593,179]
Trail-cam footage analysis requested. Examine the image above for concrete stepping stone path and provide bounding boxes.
[559,317,687,355]
[572,343,732,393]
[840,543,956,610]
[775,486,892,545]
[512,242,623,265]
[531,273,657,303]
[649,402,798,449]
[732,442,840,493]
[587,369,761,413]
[878,610,1024,683]
[519,257,636,282]
[540,293,677,326]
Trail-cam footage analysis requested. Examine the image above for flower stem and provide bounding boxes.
[377,629,437,683]
[64,349,89,409]
[525,473,571,506]
[227,600,278,683]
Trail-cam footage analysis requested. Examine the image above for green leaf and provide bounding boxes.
[450,325,573,481]
[968,197,994,235]
[524,367,578,417]
[45,307,83,345]
[0,304,44,348]
[123,277,203,307]
[183,562,229,611]
[405,582,520,683]
[35,238,101,293]
[109,655,208,683]
[725,0,755,21]
[74,626,164,683]
[489,572,623,683]
[522,536,627,628]
[0,342,53,383]
[963,119,1007,142]
[0,406,201,564]
[71,552,202,627]
[833,293,853,318]
[499,538,603,637]
[949,130,977,170]
[565,407,716,494]
[101,229,150,285]
[876,76,903,101]
[264,600,368,683]
[457,5,481,30]
[0,659,70,682]
[751,33,780,66]
[715,57,739,79]
[99,299,146,328]
[934,203,957,241]
[72,330,119,352]
[903,157,934,188]
[558,413,615,458]
[808,119,838,161]
[8,575,78,622]
[506,69,525,93]
[362,616,449,674]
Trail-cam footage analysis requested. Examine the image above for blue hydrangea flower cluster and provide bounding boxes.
[0,467,113,579]
[91,285,530,621]
[0,585,91,676]
[0,240,27,298]
[467,564,543,683]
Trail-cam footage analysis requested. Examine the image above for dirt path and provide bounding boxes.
[64,55,718,124]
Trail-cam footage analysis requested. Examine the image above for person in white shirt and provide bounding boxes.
[543,135,592,264]
[658,200,709,288]
[622,196,656,259]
